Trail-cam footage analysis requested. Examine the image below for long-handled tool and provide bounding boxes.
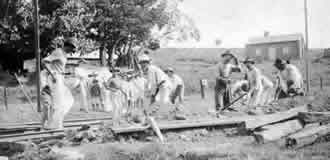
[220,92,248,112]
[150,80,165,105]
[14,73,41,120]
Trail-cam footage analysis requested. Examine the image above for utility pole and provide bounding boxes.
[33,0,41,112]
[304,0,311,93]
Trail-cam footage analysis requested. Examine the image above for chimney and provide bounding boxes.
[264,31,270,37]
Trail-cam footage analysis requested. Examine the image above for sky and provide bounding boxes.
[165,0,330,48]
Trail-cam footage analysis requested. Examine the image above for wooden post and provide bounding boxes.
[3,87,8,110]
[304,0,311,93]
[200,79,207,99]
[33,0,41,112]
[320,76,323,90]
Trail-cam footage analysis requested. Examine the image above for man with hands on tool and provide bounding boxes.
[40,38,76,130]
[214,50,242,112]
[243,58,274,106]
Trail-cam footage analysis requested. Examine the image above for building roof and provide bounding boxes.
[246,33,304,45]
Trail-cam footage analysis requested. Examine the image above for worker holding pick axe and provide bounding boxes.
[214,50,241,112]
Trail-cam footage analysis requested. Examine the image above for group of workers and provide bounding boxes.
[214,50,304,112]
[40,37,304,130]
[40,39,185,129]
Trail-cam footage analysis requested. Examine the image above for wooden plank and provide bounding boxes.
[254,119,304,143]
[0,117,112,129]
[285,124,330,148]
[0,121,105,142]
[245,106,308,130]
[0,120,104,134]
[298,112,330,124]
[112,118,245,134]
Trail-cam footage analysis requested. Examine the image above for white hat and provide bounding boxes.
[165,67,174,72]
[138,54,151,63]
[43,49,67,65]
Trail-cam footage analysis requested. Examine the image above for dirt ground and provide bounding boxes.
[1,50,330,159]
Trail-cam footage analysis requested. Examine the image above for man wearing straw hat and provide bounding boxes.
[214,50,241,112]
[243,58,274,106]
[40,38,76,130]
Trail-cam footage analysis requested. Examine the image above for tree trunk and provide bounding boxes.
[106,44,114,69]
[99,43,106,66]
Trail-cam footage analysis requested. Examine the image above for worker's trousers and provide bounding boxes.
[214,78,231,111]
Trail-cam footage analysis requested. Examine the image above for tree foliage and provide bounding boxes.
[0,0,200,69]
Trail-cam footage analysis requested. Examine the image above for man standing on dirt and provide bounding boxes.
[138,53,172,113]
[273,59,304,99]
[214,50,241,112]
[165,67,185,105]
[40,38,76,130]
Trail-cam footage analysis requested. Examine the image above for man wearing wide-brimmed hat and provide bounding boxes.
[214,50,241,112]
[243,58,274,106]
[40,37,76,130]
[138,53,172,113]
[273,58,304,99]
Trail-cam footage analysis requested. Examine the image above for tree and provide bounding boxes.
[87,0,200,68]
[0,0,200,72]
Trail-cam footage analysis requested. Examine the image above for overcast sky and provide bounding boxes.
[165,0,329,48]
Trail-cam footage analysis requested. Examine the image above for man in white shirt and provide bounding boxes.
[274,59,304,99]
[165,67,185,105]
[138,53,172,106]
[40,38,75,130]
[243,58,274,106]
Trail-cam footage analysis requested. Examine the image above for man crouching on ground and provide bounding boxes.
[273,59,304,99]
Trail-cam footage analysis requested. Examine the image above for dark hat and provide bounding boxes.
[242,58,255,64]
[274,58,285,66]
[63,37,77,48]
[221,50,234,58]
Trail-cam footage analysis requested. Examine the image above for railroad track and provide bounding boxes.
[0,117,112,142]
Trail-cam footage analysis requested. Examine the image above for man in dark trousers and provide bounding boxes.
[214,50,241,112]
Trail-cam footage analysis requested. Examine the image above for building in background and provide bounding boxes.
[245,34,304,62]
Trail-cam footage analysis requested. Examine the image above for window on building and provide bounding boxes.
[283,47,290,55]
[256,48,262,56]
[268,47,276,60]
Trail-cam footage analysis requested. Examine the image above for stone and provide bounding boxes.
[52,147,85,160]
[0,156,8,160]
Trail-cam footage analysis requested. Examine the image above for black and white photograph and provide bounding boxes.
[0,0,330,159]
